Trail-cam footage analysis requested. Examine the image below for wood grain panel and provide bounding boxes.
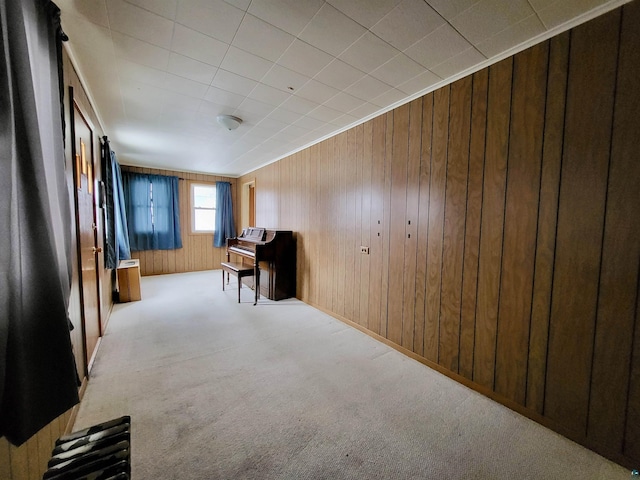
[379,113,394,339]
[388,103,410,346]
[588,1,639,451]
[459,70,488,380]
[369,116,386,335]
[494,43,548,404]
[545,10,619,434]
[351,127,362,324]
[473,58,512,389]
[526,32,569,414]
[344,129,357,320]
[413,95,433,356]
[359,121,373,330]
[235,3,639,467]
[439,77,471,372]
[402,98,422,351]
[424,86,449,362]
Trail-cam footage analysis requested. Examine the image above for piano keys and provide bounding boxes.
[226,228,296,304]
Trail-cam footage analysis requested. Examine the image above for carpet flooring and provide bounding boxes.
[74,270,630,479]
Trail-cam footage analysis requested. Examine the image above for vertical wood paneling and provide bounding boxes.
[439,77,471,372]
[236,3,639,467]
[402,98,422,352]
[494,43,548,404]
[359,121,373,330]
[526,32,569,414]
[545,10,619,434]
[424,87,449,362]
[473,58,512,390]
[379,113,394,339]
[414,94,434,356]
[589,0,640,452]
[459,70,488,380]
[388,104,410,346]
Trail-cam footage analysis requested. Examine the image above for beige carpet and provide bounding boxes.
[74,270,629,479]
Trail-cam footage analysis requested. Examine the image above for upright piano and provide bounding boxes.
[226,228,296,304]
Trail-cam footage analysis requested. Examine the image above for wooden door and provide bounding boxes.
[71,94,102,374]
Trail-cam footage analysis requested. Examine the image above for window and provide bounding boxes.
[191,183,216,233]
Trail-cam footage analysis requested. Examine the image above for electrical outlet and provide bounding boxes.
[360,246,370,254]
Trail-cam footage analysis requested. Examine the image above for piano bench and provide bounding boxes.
[221,262,255,303]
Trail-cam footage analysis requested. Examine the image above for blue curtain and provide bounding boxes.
[112,154,130,261]
[122,172,182,251]
[214,181,236,247]
[102,139,130,268]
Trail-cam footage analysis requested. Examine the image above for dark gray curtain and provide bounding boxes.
[122,172,182,251]
[214,181,236,247]
[0,0,79,445]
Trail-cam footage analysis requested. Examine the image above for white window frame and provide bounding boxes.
[190,182,216,234]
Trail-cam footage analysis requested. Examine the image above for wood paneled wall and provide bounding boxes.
[121,166,237,276]
[240,2,640,468]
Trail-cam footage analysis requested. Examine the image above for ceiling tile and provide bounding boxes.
[248,0,324,36]
[232,14,294,62]
[327,0,403,28]
[107,0,174,48]
[266,108,302,124]
[370,87,408,107]
[57,0,110,27]
[339,32,400,73]
[112,32,170,69]
[299,3,367,56]
[204,87,245,108]
[176,0,244,44]
[161,91,202,112]
[345,75,392,100]
[279,96,319,117]
[234,98,276,118]
[405,23,474,69]
[425,0,481,20]
[171,24,229,66]
[212,69,257,96]
[450,0,536,45]
[220,46,274,81]
[370,53,426,87]
[224,0,251,11]
[313,59,365,90]
[167,52,217,84]
[261,64,311,93]
[126,0,178,19]
[348,102,382,118]
[397,69,442,95]
[475,14,546,57]
[294,80,340,104]
[430,47,486,78]
[277,40,334,78]
[323,92,365,114]
[162,73,210,98]
[116,59,168,87]
[307,105,343,122]
[294,115,326,130]
[371,0,445,51]
[531,0,611,29]
[248,84,292,106]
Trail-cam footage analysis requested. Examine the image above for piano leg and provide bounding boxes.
[254,263,260,305]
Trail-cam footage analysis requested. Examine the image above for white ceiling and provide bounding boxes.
[57,0,628,177]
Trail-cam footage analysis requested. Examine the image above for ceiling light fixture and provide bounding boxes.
[216,114,243,131]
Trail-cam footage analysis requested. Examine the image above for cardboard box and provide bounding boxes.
[117,259,141,302]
